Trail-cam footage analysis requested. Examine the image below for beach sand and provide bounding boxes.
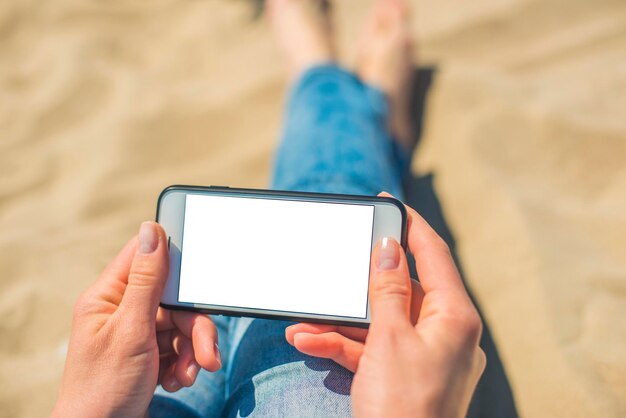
[1,0,625,417]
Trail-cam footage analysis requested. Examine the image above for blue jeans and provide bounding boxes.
[150,65,409,417]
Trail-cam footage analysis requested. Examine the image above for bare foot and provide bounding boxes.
[357,0,415,151]
[267,0,335,80]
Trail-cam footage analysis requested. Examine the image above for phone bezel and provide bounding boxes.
[156,185,408,328]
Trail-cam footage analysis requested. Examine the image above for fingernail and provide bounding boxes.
[167,376,182,391]
[377,237,400,270]
[214,342,222,367]
[186,360,200,380]
[139,222,158,254]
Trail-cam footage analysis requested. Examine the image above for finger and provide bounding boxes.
[119,222,169,324]
[405,206,463,293]
[474,347,487,381]
[95,236,138,288]
[378,193,425,324]
[402,204,475,318]
[369,236,413,329]
[156,307,174,331]
[160,360,183,393]
[379,192,476,318]
[85,237,138,308]
[172,331,199,387]
[285,323,368,344]
[292,332,364,373]
[158,353,176,382]
[171,311,221,372]
[157,329,174,356]
[410,279,425,325]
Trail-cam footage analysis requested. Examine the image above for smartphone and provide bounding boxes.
[156,185,407,328]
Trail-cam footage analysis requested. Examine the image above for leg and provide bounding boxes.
[272,64,409,197]
[271,0,414,197]
[223,1,415,417]
[223,318,353,417]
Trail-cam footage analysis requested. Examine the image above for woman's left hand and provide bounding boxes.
[52,222,222,418]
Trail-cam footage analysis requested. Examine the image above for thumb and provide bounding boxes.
[369,237,412,328]
[121,221,169,323]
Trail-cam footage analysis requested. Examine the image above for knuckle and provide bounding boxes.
[326,333,345,357]
[118,314,154,342]
[72,291,94,319]
[128,268,157,288]
[441,310,483,349]
[131,255,153,274]
[458,311,483,346]
[372,275,410,300]
[371,321,407,344]
[476,347,487,372]
[468,311,483,337]
[433,235,452,256]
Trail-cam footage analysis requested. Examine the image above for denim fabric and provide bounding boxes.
[272,64,408,198]
[150,64,409,417]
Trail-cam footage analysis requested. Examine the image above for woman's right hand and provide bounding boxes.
[287,200,486,418]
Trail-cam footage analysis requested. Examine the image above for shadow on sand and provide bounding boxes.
[405,67,518,418]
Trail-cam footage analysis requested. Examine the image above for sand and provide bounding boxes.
[0,0,625,417]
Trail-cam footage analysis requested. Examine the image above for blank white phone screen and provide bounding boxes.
[178,194,375,319]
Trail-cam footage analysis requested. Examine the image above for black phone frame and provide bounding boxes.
[156,184,409,328]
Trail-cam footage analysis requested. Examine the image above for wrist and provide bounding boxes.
[51,399,81,418]
[52,398,101,418]
[52,397,149,418]
[417,389,468,418]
